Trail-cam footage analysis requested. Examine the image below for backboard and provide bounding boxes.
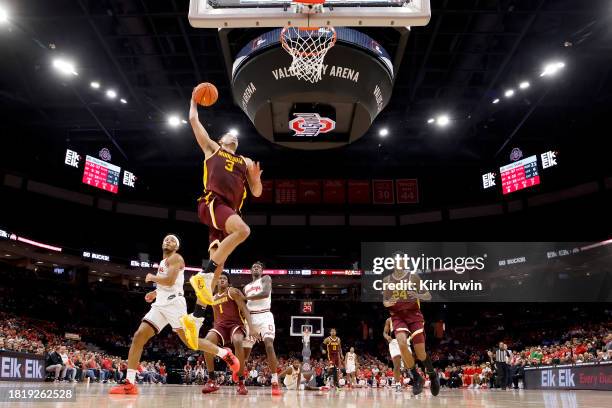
[290,316,324,337]
[189,0,431,28]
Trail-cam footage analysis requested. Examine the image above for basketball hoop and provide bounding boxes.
[280,0,336,84]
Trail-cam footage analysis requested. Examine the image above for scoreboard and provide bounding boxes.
[300,301,314,314]
[499,155,540,195]
[82,155,121,194]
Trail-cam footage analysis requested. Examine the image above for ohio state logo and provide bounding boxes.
[289,113,335,137]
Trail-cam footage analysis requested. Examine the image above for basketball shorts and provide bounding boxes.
[391,311,425,345]
[389,339,402,358]
[142,294,186,333]
[346,363,356,374]
[198,194,238,252]
[209,320,246,347]
[328,353,341,367]
[243,311,275,348]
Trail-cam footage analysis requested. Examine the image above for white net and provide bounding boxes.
[281,26,337,83]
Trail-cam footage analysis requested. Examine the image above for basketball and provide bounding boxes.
[193,82,218,107]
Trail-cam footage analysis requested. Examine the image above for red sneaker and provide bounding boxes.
[320,386,330,391]
[222,348,240,377]
[109,380,138,395]
[237,382,248,395]
[271,382,282,396]
[202,380,220,394]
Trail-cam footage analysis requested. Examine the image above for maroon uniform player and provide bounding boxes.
[383,263,439,396]
[181,93,263,350]
[201,274,257,395]
[322,328,342,388]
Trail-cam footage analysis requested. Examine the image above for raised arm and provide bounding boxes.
[245,275,271,301]
[189,98,219,157]
[243,157,263,197]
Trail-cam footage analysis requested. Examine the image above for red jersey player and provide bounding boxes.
[382,257,439,396]
[322,328,342,388]
[201,273,257,395]
[181,93,263,350]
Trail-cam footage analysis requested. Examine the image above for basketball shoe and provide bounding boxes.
[271,382,282,396]
[189,272,215,305]
[180,314,204,350]
[202,380,220,394]
[237,381,248,395]
[109,379,138,395]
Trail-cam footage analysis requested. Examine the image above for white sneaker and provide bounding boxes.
[475,384,480,389]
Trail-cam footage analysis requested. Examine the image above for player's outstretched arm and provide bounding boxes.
[244,157,263,197]
[245,275,272,301]
[189,98,219,157]
[145,254,184,287]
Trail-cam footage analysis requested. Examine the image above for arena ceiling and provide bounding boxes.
[1,0,611,201]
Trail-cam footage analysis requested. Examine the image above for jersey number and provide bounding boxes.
[224,160,235,172]
[219,304,223,314]
[392,290,408,300]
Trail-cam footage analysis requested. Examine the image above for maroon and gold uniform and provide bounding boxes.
[384,271,425,345]
[325,336,342,367]
[209,288,246,346]
[197,148,248,250]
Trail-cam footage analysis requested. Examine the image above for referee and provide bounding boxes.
[495,342,509,390]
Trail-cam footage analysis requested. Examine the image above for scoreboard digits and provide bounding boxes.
[82,155,121,194]
[499,155,540,195]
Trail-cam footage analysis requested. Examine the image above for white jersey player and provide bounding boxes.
[242,261,281,396]
[383,317,407,392]
[344,347,358,387]
[110,235,240,395]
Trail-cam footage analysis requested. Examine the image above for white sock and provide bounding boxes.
[216,348,228,358]
[127,369,137,384]
[272,373,278,384]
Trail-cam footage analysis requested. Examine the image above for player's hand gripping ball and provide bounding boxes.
[192,83,218,107]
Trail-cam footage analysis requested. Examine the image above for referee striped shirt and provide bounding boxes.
[495,349,507,363]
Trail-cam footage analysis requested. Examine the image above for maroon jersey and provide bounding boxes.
[384,271,421,314]
[326,336,341,356]
[200,148,248,211]
[212,289,244,325]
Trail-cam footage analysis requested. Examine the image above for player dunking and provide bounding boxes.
[109,235,239,395]
[242,261,281,396]
[382,258,440,396]
[344,347,358,388]
[322,328,342,388]
[383,317,405,392]
[181,94,263,349]
[201,273,257,395]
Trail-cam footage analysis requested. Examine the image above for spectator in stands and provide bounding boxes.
[249,366,258,386]
[58,347,76,382]
[184,361,193,385]
[158,362,167,384]
[45,346,65,381]
[83,353,99,383]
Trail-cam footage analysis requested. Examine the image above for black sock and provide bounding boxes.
[203,259,218,274]
[421,355,434,373]
[193,304,207,318]
[410,367,420,379]
[238,375,244,383]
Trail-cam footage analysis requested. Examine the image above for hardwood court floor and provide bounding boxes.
[1,382,611,408]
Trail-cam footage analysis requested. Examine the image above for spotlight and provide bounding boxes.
[290,290,294,294]
[321,290,326,294]
[427,118,435,124]
[0,7,8,24]
[504,89,515,98]
[98,278,103,282]
[540,61,565,77]
[436,115,450,127]
[135,282,139,287]
[90,81,100,89]
[181,120,187,124]
[106,89,117,99]
[120,98,127,104]
[379,128,389,137]
[228,128,239,137]
[168,115,181,127]
[52,58,78,76]
[519,81,530,90]
[492,98,500,104]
